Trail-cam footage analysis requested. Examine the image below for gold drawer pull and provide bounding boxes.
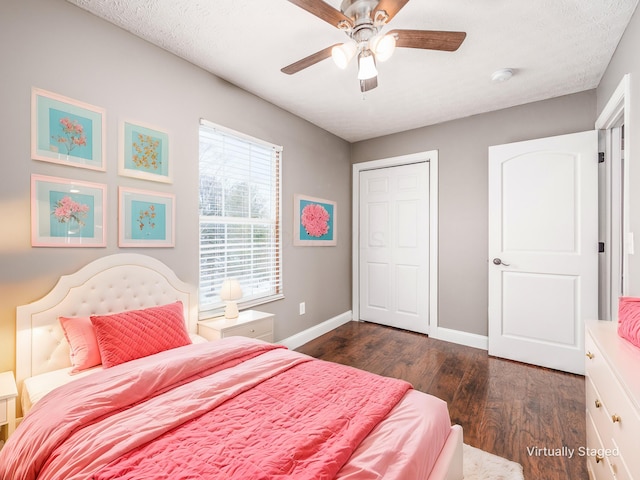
[250,329,255,333]
[596,454,604,463]
[612,414,621,423]
[594,399,601,408]
[586,351,594,359]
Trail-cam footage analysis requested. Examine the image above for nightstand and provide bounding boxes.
[0,372,17,440]
[198,310,274,342]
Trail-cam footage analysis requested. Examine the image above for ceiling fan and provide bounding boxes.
[281,0,466,92]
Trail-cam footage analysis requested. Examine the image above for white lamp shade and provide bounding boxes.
[220,278,242,301]
[357,50,378,80]
[220,278,242,319]
[370,34,396,62]
[331,41,357,69]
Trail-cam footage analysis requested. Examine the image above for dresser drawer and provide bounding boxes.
[604,393,640,476]
[586,337,640,476]
[198,311,275,342]
[223,317,273,339]
[585,376,613,449]
[607,438,634,480]
[586,410,615,480]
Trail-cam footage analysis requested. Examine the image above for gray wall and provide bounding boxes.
[0,0,352,373]
[351,91,597,336]
[2,0,635,375]
[597,4,640,296]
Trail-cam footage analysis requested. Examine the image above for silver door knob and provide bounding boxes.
[492,258,510,266]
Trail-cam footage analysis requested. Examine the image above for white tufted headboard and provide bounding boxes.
[16,253,198,394]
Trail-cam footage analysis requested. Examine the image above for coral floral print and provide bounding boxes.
[301,203,330,237]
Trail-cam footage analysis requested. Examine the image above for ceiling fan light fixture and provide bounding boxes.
[491,68,513,83]
[369,33,396,62]
[331,41,357,69]
[357,50,377,80]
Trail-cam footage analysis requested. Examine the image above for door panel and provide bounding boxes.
[367,263,388,309]
[502,152,577,252]
[502,272,577,344]
[359,162,429,333]
[488,131,598,374]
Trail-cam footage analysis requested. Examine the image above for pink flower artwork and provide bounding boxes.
[52,195,90,226]
[52,117,87,154]
[301,203,330,237]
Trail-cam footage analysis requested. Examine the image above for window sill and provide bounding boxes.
[199,293,284,321]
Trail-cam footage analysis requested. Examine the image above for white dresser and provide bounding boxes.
[585,320,640,480]
[197,310,274,342]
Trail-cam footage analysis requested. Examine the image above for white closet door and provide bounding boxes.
[359,162,429,334]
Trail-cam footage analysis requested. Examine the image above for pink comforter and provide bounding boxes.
[0,337,411,480]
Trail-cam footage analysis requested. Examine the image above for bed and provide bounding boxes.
[1,253,463,480]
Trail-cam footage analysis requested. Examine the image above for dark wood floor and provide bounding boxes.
[295,321,587,480]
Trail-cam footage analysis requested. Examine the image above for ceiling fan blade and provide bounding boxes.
[374,0,410,22]
[360,76,378,92]
[281,44,340,75]
[390,29,466,51]
[286,0,353,28]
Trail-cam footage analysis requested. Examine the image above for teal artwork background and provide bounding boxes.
[131,200,167,240]
[49,191,95,238]
[48,108,93,160]
[298,199,334,241]
[124,122,169,176]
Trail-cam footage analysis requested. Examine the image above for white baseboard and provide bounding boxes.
[279,314,489,352]
[279,311,353,350]
[430,326,489,351]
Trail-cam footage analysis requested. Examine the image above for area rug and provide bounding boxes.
[464,444,525,480]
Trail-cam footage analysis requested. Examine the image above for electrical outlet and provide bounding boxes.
[299,302,306,315]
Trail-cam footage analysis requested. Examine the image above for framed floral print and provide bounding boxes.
[31,174,106,247]
[293,194,337,246]
[31,88,106,171]
[118,187,175,247]
[119,120,171,183]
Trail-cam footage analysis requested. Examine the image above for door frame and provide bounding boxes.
[596,73,631,320]
[352,150,439,334]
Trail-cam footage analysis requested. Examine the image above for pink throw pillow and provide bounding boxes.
[90,301,192,368]
[59,316,102,374]
[618,297,640,349]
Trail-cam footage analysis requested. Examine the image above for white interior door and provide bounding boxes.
[488,131,598,375]
[359,162,429,333]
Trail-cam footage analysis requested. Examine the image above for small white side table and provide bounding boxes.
[198,310,274,342]
[0,371,18,441]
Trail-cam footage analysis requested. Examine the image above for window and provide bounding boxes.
[199,119,282,316]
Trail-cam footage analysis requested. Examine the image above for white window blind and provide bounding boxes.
[199,120,282,315]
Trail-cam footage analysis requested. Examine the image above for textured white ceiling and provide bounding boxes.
[66,0,638,142]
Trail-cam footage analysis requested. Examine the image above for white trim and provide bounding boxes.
[278,314,491,352]
[596,74,630,130]
[352,151,439,334]
[199,118,283,152]
[278,311,353,350]
[596,73,631,319]
[431,327,489,351]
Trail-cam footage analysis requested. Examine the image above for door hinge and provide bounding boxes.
[599,242,605,253]
[598,152,605,163]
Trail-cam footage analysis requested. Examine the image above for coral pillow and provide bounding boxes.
[91,301,192,368]
[618,297,640,349]
[59,316,102,374]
